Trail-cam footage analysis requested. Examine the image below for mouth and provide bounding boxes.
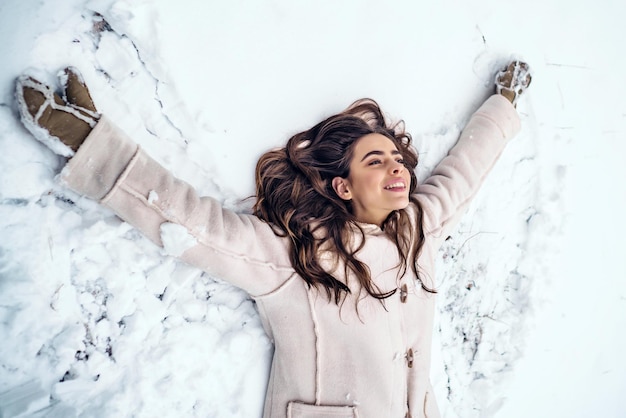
[384,181,406,191]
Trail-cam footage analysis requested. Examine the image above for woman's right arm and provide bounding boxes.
[61,116,295,297]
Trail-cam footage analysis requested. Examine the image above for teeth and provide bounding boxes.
[385,182,405,189]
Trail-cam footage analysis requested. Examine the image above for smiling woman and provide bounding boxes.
[14,61,530,418]
[334,133,412,226]
[253,98,431,306]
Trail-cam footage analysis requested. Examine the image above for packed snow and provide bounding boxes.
[159,223,198,257]
[1,0,625,417]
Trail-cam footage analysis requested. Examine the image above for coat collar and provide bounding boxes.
[353,221,385,236]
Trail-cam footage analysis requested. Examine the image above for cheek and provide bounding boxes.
[405,173,414,193]
[403,170,411,184]
[367,172,380,185]
[353,171,376,188]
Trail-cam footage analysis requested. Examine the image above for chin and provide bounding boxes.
[394,200,410,211]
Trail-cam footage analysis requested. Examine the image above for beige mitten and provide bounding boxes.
[15,67,100,157]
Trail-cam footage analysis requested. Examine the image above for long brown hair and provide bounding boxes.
[253,99,434,304]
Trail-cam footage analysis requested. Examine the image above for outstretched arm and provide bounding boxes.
[15,67,294,297]
[415,61,531,247]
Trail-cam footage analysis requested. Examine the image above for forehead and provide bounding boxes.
[353,133,399,156]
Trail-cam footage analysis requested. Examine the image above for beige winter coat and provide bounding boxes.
[60,94,520,418]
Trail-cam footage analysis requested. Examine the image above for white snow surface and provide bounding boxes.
[1,0,625,417]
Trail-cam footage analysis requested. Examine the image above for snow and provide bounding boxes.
[147,190,158,205]
[1,0,625,417]
[159,222,197,257]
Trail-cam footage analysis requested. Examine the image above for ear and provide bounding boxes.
[332,177,352,201]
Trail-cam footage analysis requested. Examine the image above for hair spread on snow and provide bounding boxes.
[253,98,435,304]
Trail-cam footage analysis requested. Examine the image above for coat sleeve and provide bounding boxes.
[59,116,295,297]
[414,94,521,247]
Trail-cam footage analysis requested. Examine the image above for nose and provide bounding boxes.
[390,160,404,174]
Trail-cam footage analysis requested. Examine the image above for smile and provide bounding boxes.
[384,181,406,190]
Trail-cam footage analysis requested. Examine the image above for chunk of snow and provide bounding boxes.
[147,190,159,204]
[159,222,197,257]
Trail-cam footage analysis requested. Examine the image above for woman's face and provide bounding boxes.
[332,133,411,226]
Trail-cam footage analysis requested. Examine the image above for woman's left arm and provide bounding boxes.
[414,94,521,247]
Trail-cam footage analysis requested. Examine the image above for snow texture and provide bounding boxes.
[159,222,197,257]
[1,0,625,417]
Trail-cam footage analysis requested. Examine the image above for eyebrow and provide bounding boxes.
[360,149,401,162]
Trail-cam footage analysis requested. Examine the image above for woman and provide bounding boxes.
[15,61,531,418]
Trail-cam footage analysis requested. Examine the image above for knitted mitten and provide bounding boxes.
[15,67,100,157]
